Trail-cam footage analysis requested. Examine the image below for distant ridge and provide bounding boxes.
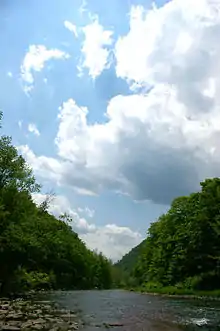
[115,240,146,273]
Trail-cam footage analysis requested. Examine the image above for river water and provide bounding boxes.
[45,290,220,330]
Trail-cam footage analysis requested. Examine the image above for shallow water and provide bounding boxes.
[43,290,220,330]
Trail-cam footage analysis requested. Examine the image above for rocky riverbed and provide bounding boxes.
[0,298,81,331]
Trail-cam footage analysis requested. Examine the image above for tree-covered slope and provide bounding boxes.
[116,177,220,294]
[133,178,220,292]
[115,240,146,273]
[0,112,113,294]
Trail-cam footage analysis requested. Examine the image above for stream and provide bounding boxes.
[44,290,220,330]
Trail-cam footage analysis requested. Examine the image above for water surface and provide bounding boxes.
[45,290,220,330]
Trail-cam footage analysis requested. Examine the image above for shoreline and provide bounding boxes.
[128,288,220,301]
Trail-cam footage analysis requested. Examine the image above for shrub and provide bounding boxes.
[6,268,55,293]
[184,272,220,291]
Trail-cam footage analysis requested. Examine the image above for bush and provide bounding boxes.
[25,271,55,290]
[143,281,162,290]
[184,272,220,291]
[6,268,55,293]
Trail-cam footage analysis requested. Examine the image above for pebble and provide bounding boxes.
[0,298,80,330]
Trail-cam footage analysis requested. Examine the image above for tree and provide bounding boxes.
[0,112,114,294]
[125,178,220,291]
[38,190,55,213]
[0,136,40,193]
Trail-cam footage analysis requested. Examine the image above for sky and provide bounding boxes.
[1,0,220,261]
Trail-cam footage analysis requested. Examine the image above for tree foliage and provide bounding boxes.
[115,240,146,273]
[116,178,220,292]
[131,179,220,291]
[0,114,113,294]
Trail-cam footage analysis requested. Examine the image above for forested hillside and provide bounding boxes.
[115,240,146,273]
[0,112,112,295]
[122,178,220,293]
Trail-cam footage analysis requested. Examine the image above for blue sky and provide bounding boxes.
[1,0,220,260]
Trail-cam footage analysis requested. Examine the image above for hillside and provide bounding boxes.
[115,240,146,273]
[0,112,113,295]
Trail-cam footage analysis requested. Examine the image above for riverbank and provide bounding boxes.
[130,286,220,300]
[0,297,81,330]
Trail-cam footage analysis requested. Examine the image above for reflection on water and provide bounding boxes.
[41,290,220,331]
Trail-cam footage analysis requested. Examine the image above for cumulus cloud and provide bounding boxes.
[32,193,142,261]
[78,18,113,79]
[81,224,143,262]
[28,123,40,136]
[19,0,220,205]
[115,0,220,103]
[18,145,63,183]
[64,21,78,37]
[20,45,69,92]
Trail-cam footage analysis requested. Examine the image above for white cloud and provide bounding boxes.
[81,224,142,262]
[64,20,78,37]
[78,18,113,79]
[7,71,13,78]
[18,145,63,183]
[79,0,87,15]
[32,193,142,261]
[19,0,220,205]
[74,187,98,196]
[28,123,40,136]
[20,45,70,91]
[18,120,22,129]
[78,206,95,218]
[115,0,220,99]
[32,193,96,233]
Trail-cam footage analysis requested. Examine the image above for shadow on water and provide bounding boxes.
[40,290,220,331]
